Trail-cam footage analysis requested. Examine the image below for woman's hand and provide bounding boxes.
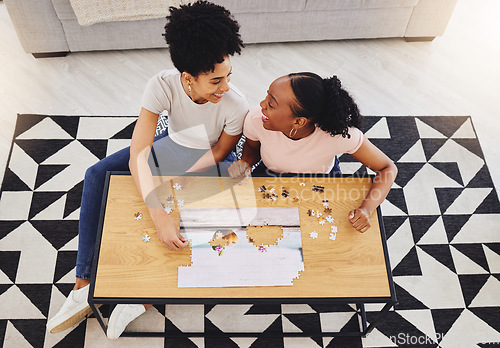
[228,160,251,178]
[348,207,371,233]
[151,209,188,250]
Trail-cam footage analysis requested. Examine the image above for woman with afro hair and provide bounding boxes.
[229,73,397,233]
[47,1,248,339]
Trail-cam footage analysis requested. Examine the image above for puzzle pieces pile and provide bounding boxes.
[257,181,340,242]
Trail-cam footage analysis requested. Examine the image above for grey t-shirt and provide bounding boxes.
[141,69,249,149]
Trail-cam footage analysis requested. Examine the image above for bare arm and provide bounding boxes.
[129,108,158,206]
[349,135,398,233]
[129,107,188,250]
[240,138,262,167]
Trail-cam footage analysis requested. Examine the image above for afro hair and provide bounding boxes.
[163,1,244,77]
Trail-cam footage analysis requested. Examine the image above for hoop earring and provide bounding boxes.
[289,127,297,138]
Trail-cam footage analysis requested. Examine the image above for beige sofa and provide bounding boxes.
[5,0,458,58]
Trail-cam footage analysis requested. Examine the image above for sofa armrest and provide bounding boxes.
[405,0,458,39]
[4,0,69,55]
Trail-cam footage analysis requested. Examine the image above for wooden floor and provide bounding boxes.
[0,0,499,195]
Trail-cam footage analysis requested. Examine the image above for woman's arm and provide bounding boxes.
[349,135,398,233]
[129,108,158,204]
[228,138,261,178]
[187,131,241,172]
[240,138,262,167]
[129,107,188,250]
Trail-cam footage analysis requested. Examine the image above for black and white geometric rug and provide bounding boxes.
[1,114,499,347]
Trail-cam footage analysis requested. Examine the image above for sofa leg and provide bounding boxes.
[404,36,436,42]
[32,52,69,58]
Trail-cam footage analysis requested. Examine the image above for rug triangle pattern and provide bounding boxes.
[0,114,499,347]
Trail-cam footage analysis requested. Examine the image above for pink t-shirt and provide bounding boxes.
[243,106,364,173]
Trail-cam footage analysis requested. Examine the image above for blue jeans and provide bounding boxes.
[75,130,235,279]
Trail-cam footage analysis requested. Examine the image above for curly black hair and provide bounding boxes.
[288,72,361,138]
[163,1,244,77]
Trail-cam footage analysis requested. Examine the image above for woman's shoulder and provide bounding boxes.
[142,69,180,111]
[224,82,248,106]
[217,84,249,116]
[346,126,364,141]
[315,126,363,139]
[312,126,364,154]
[145,69,180,88]
[154,69,181,83]
[243,106,265,140]
[309,126,364,147]
[228,82,245,98]
[245,106,263,120]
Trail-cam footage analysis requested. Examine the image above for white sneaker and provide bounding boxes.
[107,304,146,339]
[47,284,92,333]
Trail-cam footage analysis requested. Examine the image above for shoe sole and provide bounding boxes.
[49,305,93,334]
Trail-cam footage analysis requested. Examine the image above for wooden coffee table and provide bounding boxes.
[89,172,397,337]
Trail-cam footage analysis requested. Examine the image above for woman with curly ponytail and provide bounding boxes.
[229,73,397,234]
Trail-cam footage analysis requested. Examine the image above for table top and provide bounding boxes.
[92,173,393,301]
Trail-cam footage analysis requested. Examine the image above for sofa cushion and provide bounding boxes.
[236,7,413,43]
[303,0,364,11]
[302,0,418,12]
[363,0,419,9]
[209,0,306,14]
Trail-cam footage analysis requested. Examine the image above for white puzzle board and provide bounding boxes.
[178,207,304,287]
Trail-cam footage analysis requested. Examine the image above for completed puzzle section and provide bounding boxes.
[178,207,304,288]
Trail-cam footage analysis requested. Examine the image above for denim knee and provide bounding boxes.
[85,161,105,181]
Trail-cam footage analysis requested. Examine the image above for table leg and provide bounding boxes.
[357,303,368,332]
[362,302,394,336]
[88,300,107,334]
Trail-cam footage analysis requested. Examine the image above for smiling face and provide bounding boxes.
[259,76,298,133]
[182,56,232,104]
